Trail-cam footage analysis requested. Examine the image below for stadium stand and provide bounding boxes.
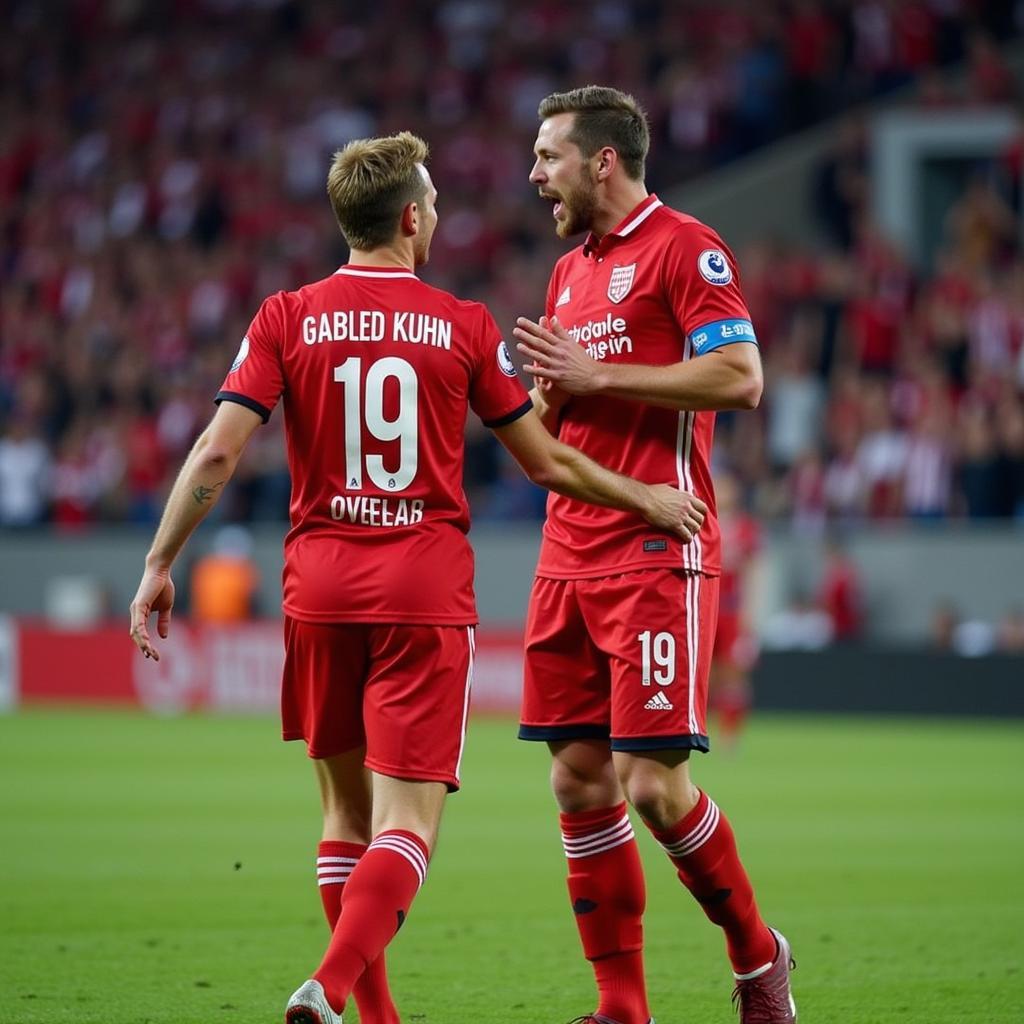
[1,0,1022,531]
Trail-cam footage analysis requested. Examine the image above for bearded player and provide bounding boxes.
[514,88,796,1023]
[128,131,707,1024]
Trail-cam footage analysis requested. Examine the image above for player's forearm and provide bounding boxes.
[145,435,238,571]
[536,442,654,517]
[593,350,762,411]
[529,386,562,434]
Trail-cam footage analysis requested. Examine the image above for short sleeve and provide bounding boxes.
[468,307,532,429]
[215,292,286,423]
[662,224,758,356]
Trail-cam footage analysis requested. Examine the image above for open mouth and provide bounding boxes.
[540,191,563,218]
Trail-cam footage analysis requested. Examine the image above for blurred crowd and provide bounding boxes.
[1,0,1023,529]
[716,162,1024,527]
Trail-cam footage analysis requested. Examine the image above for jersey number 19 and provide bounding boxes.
[334,356,418,491]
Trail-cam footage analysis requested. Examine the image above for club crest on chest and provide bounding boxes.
[607,263,636,304]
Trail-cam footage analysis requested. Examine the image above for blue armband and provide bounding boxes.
[689,318,758,354]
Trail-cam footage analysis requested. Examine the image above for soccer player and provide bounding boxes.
[513,88,797,1024]
[709,471,762,752]
[128,131,707,1024]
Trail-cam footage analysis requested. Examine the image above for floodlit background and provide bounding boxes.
[1,3,1023,1023]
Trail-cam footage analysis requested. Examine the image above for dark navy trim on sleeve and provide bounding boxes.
[610,733,710,753]
[518,723,611,742]
[484,397,534,429]
[215,390,272,424]
[689,318,758,355]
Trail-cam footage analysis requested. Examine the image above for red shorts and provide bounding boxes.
[519,569,718,752]
[281,617,476,791]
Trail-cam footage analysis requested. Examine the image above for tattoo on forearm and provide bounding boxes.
[192,481,225,505]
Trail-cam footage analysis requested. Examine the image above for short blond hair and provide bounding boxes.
[326,132,430,251]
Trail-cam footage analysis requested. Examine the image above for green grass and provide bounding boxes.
[1,710,1022,1024]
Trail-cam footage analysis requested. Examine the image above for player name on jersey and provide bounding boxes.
[302,310,453,349]
[330,495,425,527]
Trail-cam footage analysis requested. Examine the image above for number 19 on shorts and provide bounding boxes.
[637,630,675,686]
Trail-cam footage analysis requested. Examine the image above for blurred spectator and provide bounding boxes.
[902,407,954,519]
[929,599,960,652]
[952,617,998,657]
[855,379,906,517]
[0,418,51,526]
[814,118,868,250]
[788,447,827,535]
[996,403,1024,518]
[762,594,834,651]
[190,525,260,624]
[957,404,1003,517]
[766,326,826,470]
[817,538,863,642]
[997,608,1024,653]
[931,601,1024,656]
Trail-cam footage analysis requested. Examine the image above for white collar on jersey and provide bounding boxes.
[335,265,419,280]
[583,195,663,257]
[616,196,663,237]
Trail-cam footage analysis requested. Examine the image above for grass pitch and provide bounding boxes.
[1,709,1022,1024]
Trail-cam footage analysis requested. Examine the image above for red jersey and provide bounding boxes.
[217,264,531,625]
[537,195,758,580]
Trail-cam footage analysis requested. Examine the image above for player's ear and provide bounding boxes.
[595,146,617,182]
[400,200,419,238]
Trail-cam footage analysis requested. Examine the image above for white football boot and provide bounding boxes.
[285,979,342,1024]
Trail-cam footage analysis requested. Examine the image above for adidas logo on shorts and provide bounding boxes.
[643,691,674,711]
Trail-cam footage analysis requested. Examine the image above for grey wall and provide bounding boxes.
[665,43,1024,255]
[0,523,1022,643]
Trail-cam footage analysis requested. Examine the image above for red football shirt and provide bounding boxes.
[537,195,758,580]
[217,264,531,624]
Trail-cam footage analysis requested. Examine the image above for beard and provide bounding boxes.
[555,167,599,239]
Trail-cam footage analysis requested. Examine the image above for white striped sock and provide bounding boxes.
[368,832,429,888]
[316,854,360,887]
[659,796,720,858]
[562,813,636,859]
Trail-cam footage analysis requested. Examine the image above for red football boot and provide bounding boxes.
[731,928,796,1023]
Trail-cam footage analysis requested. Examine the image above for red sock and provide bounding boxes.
[560,803,650,1024]
[313,831,429,1014]
[646,790,776,975]
[317,841,400,1024]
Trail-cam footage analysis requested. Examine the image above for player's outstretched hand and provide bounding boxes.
[515,315,601,395]
[642,484,707,542]
[129,567,176,661]
[531,316,571,407]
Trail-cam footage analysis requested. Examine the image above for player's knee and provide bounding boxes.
[550,757,619,813]
[624,775,674,825]
[620,764,698,828]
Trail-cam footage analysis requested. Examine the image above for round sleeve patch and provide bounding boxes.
[229,336,250,373]
[697,249,733,286]
[496,340,517,377]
